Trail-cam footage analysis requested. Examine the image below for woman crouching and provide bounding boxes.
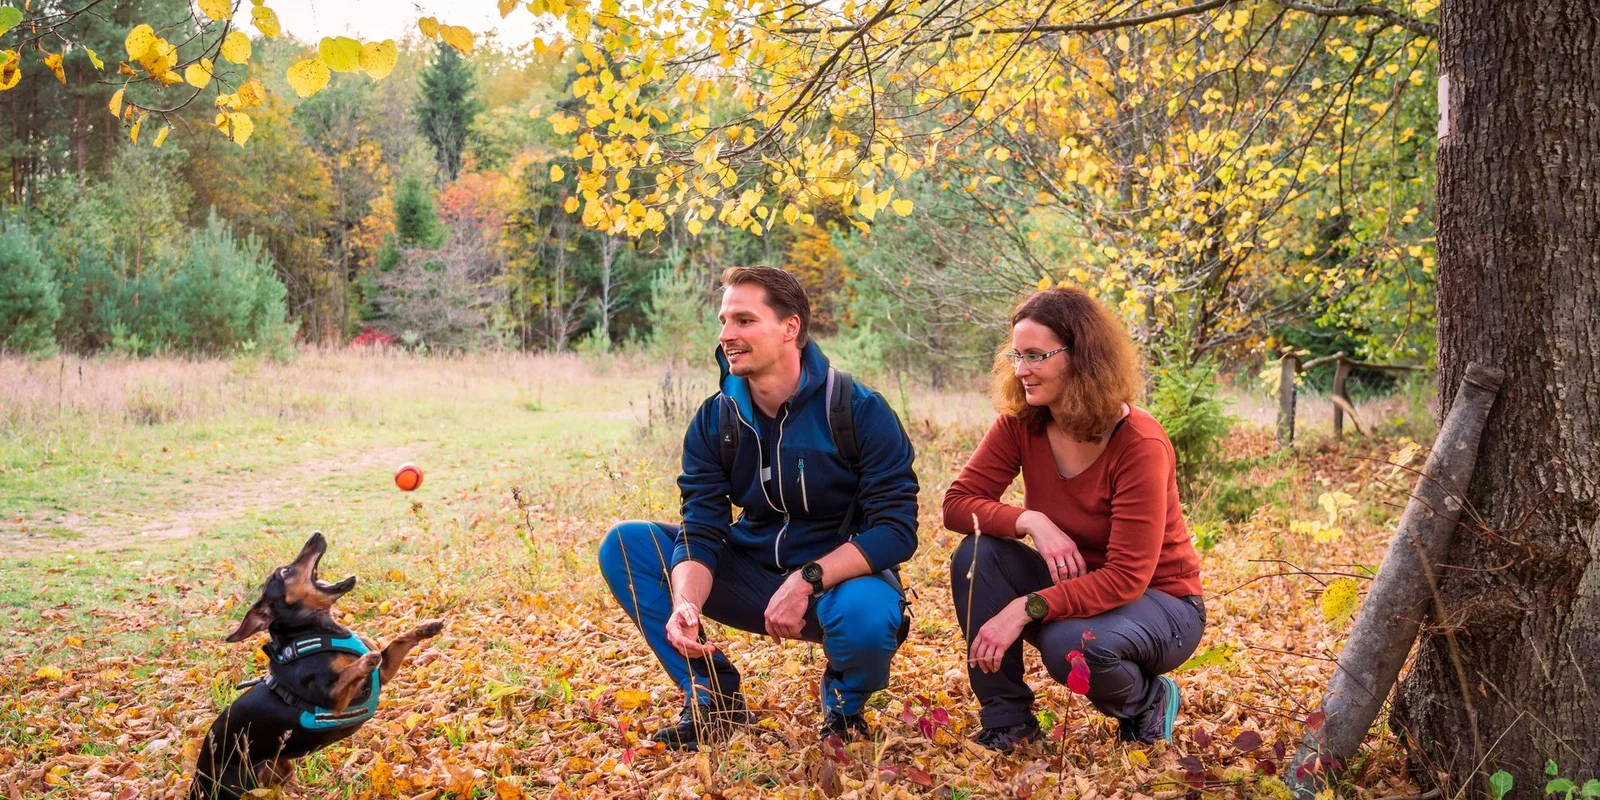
[944,286,1206,752]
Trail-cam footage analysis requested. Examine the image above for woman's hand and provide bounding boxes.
[1017,510,1085,582]
[968,598,1030,673]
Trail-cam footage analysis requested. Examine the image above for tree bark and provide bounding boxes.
[1394,0,1600,794]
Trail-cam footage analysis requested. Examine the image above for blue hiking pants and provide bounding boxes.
[598,520,906,715]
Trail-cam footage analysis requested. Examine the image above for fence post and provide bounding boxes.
[1331,357,1352,439]
[1276,352,1299,449]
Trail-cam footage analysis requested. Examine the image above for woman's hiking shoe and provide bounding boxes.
[1122,675,1181,744]
[819,709,869,741]
[653,692,753,750]
[973,719,1041,753]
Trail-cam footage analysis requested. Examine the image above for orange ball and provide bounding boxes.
[395,463,423,492]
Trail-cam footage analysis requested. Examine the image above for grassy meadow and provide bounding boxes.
[0,348,1433,799]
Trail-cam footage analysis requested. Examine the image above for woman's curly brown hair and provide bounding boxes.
[991,287,1144,441]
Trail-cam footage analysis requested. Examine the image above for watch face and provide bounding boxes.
[1026,594,1048,620]
[802,562,823,582]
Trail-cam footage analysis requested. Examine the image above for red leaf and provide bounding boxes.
[1305,708,1326,731]
[904,766,933,787]
[1193,727,1213,748]
[1066,650,1090,695]
[824,734,848,762]
[899,706,918,727]
[820,759,842,798]
[1273,739,1288,760]
[1256,759,1277,776]
[918,716,935,739]
[1177,755,1205,774]
[915,694,932,708]
[621,747,635,765]
[931,707,950,726]
[1233,730,1263,752]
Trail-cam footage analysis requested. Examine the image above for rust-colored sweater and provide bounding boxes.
[942,407,1202,620]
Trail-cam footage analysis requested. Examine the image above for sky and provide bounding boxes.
[231,0,550,45]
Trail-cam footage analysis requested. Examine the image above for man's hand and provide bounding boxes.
[968,597,1030,673]
[764,573,812,643]
[665,601,717,657]
[1018,510,1085,583]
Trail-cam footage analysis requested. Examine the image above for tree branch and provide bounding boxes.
[781,0,1236,37]
[1274,0,1435,38]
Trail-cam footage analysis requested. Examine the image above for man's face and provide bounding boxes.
[718,283,799,377]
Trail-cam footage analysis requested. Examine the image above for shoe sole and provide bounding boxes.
[975,727,1041,753]
[1158,675,1180,741]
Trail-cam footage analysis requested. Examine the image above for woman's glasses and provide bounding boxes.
[1002,345,1069,367]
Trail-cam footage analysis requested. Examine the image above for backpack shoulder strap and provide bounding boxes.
[825,368,860,473]
[716,393,740,477]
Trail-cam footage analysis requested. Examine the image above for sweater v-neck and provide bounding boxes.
[1048,410,1130,481]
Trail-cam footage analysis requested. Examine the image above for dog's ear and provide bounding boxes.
[226,598,273,642]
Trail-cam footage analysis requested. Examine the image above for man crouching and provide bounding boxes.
[599,266,919,749]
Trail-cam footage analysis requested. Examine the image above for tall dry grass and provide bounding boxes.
[0,347,664,462]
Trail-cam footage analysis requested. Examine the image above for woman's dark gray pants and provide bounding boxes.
[949,534,1206,730]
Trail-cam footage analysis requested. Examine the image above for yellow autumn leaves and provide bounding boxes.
[285,36,397,97]
[89,3,399,147]
[418,17,475,56]
[124,23,180,83]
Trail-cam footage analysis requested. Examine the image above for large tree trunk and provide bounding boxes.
[1394,0,1600,794]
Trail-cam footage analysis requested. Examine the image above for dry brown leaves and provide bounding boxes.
[1,426,1426,799]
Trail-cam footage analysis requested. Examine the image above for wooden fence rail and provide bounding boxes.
[1275,351,1430,449]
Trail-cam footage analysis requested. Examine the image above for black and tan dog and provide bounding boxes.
[189,532,443,799]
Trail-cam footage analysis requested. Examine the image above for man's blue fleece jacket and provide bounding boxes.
[672,342,920,575]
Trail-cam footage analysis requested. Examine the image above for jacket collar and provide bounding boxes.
[715,341,832,424]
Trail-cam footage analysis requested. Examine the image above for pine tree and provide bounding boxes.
[0,220,62,356]
[415,43,483,182]
[392,172,443,248]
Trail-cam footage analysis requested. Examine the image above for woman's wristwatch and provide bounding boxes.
[1024,592,1049,621]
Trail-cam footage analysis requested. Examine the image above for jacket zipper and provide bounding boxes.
[731,404,780,513]
[773,405,791,568]
[798,458,809,513]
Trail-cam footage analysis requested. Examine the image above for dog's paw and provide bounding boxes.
[417,619,445,639]
[356,651,382,673]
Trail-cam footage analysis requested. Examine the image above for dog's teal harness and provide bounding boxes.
[250,634,381,731]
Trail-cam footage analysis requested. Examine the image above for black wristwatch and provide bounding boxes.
[1024,592,1049,622]
[800,561,826,595]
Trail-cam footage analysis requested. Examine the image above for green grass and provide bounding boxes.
[0,351,678,667]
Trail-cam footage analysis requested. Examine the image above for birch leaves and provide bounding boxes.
[0,0,404,148]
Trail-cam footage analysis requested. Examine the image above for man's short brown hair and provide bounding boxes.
[721,266,812,348]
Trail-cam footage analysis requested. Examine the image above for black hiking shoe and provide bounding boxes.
[652,693,752,751]
[973,719,1041,753]
[1123,675,1179,744]
[819,709,869,742]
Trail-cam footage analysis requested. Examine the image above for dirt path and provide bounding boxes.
[0,443,430,557]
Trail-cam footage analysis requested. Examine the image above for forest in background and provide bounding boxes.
[2,3,1436,397]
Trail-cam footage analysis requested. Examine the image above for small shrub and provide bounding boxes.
[644,259,718,364]
[1147,328,1233,498]
[151,212,296,357]
[0,220,62,357]
[126,382,178,426]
